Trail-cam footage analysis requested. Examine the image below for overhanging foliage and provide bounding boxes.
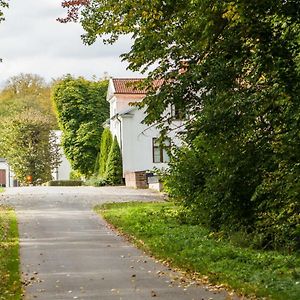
[61,0,300,250]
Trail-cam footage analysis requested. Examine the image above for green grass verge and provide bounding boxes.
[0,187,4,193]
[0,205,22,299]
[95,202,300,300]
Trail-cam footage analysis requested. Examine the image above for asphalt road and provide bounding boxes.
[1,186,239,300]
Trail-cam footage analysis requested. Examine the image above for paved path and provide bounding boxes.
[1,186,239,300]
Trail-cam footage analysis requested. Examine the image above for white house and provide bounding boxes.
[51,130,72,180]
[0,158,16,187]
[107,78,184,188]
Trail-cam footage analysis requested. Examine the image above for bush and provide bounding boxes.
[252,164,300,251]
[106,136,123,185]
[85,177,108,187]
[69,170,82,180]
[46,180,83,186]
[164,135,300,252]
[163,140,217,227]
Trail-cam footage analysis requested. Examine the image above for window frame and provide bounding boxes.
[171,104,185,120]
[152,138,170,163]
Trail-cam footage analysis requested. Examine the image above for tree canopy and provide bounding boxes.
[60,0,300,121]
[0,0,8,61]
[60,0,300,251]
[0,74,61,185]
[0,1,8,24]
[52,75,109,177]
[0,73,57,125]
[0,109,60,185]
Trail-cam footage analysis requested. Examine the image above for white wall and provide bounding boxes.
[107,79,184,177]
[52,131,72,180]
[117,108,183,176]
[52,153,72,180]
[0,160,15,187]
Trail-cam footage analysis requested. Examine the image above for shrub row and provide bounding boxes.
[45,180,83,186]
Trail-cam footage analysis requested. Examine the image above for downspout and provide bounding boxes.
[115,113,122,152]
[115,113,124,181]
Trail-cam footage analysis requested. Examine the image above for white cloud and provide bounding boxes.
[0,0,140,84]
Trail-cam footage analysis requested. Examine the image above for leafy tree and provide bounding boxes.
[0,109,61,185]
[61,0,300,250]
[52,75,109,177]
[0,74,60,186]
[0,73,57,125]
[98,127,112,177]
[106,136,123,185]
[2,73,48,97]
[0,0,8,62]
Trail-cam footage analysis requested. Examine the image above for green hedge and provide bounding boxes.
[45,180,83,186]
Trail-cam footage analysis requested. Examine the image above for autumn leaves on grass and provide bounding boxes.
[0,205,21,299]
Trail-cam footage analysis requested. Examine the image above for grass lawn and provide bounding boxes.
[0,205,22,299]
[95,202,300,300]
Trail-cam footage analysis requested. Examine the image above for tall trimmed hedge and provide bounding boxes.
[52,76,109,177]
[106,136,123,185]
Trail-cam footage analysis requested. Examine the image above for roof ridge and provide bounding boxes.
[112,78,163,94]
[112,78,145,80]
[112,78,147,94]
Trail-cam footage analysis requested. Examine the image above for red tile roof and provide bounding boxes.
[112,78,146,94]
[112,78,163,94]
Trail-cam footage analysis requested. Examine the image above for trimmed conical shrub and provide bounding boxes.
[98,127,113,177]
[106,136,123,185]
[93,151,100,175]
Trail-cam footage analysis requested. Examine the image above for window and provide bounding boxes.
[171,105,185,120]
[153,138,170,163]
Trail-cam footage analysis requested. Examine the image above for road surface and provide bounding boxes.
[1,186,239,300]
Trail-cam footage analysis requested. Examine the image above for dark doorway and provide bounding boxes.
[0,169,6,187]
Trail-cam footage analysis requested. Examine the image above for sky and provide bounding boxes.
[0,0,140,87]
